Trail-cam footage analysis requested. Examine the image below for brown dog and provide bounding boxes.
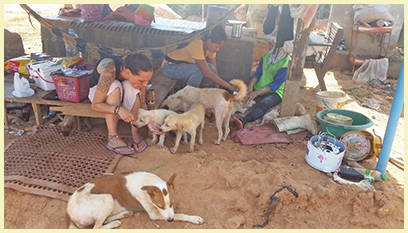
[67,172,204,229]
[58,115,92,136]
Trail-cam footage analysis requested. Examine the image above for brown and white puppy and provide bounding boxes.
[58,115,92,136]
[133,108,177,148]
[161,79,247,145]
[67,172,204,229]
[160,103,205,154]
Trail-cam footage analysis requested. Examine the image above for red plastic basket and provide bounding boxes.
[52,75,91,103]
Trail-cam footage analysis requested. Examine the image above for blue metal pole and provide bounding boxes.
[376,61,404,174]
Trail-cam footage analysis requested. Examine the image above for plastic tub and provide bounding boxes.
[315,90,347,113]
[316,109,374,138]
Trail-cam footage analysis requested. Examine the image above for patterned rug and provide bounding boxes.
[4,125,122,201]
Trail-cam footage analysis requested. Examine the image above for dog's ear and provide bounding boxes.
[167,174,176,207]
[141,186,165,209]
[167,173,176,187]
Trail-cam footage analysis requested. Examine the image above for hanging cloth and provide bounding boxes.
[275,4,294,50]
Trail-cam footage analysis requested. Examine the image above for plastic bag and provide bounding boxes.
[352,58,388,83]
[12,73,35,98]
[4,56,34,75]
[52,57,83,68]
[353,4,394,25]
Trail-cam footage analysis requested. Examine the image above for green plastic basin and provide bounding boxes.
[315,109,374,138]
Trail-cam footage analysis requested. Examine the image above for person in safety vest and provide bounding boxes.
[233,34,293,129]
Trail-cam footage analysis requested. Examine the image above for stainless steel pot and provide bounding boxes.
[228,20,246,38]
[231,23,243,38]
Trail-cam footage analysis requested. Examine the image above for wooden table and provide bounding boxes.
[4,67,179,127]
[4,74,103,126]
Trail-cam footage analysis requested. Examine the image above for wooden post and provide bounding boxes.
[32,103,42,125]
[4,105,9,129]
[280,17,315,117]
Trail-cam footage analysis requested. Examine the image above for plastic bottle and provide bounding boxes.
[72,67,80,77]
[66,28,80,57]
[146,84,155,109]
[338,165,364,182]
[339,165,385,182]
[352,167,386,182]
[68,28,79,37]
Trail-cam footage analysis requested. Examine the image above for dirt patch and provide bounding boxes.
[3,116,404,228]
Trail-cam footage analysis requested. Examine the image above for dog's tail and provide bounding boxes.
[224,79,247,102]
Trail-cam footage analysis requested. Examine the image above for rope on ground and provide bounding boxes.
[19,4,240,60]
[252,185,298,228]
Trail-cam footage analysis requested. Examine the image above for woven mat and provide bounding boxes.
[4,125,122,201]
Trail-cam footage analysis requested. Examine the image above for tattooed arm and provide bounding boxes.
[91,58,135,122]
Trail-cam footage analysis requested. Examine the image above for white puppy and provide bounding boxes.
[67,172,204,229]
[134,109,176,147]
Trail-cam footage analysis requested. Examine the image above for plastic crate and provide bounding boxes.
[52,74,91,103]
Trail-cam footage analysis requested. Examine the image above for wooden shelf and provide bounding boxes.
[353,25,392,33]
[349,24,392,72]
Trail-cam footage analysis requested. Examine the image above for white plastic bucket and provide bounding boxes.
[305,135,346,173]
[315,91,347,113]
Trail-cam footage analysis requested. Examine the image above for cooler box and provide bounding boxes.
[27,61,63,91]
[51,74,91,103]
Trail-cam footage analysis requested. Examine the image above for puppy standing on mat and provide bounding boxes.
[67,172,204,229]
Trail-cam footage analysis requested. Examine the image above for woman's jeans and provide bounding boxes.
[162,62,215,87]
[242,92,282,125]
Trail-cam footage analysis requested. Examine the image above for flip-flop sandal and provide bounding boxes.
[106,135,135,155]
[133,138,147,153]
[106,144,136,155]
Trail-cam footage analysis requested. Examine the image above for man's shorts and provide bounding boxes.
[88,80,140,111]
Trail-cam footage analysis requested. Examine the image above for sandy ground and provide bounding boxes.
[3,4,405,229]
